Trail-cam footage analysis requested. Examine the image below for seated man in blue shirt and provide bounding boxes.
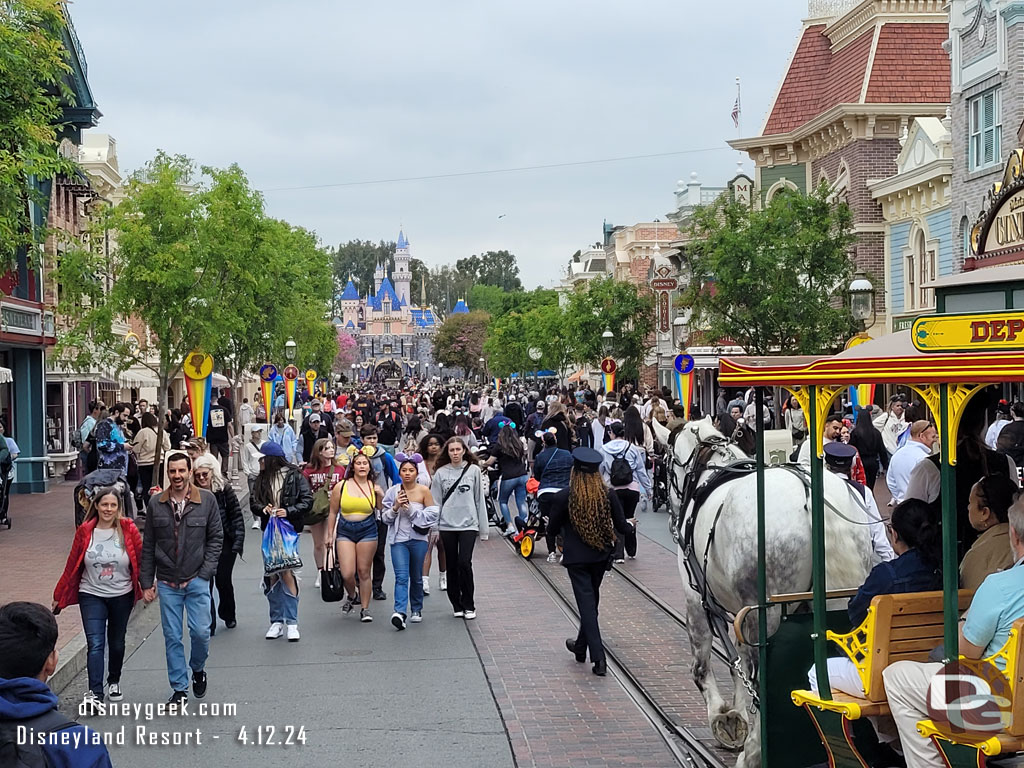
[0,602,113,767]
[881,496,1024,767]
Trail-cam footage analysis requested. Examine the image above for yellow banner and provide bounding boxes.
[913,311,1024,353]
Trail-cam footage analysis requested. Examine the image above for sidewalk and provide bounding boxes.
[0,482,85,651]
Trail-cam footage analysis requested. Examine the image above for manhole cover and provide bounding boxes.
[334,649,373,657]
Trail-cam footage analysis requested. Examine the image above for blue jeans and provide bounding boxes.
[157,578,211,693]
[264,574,299,625]
[499,474,528,527]
[79,591,133,696]
[390,539,427,616]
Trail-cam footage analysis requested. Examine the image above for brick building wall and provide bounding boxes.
[950,13,1024,270]
[812,138,901,312]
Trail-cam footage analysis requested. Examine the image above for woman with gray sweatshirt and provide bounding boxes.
[430,437,490,619]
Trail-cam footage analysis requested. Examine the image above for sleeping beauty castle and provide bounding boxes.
[333,231,470,381]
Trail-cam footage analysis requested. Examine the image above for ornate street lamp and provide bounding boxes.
[284,337,297,363]
[350,363,357,382]
[848,277,876,332]
[672,315,687,350]
[601,328,615,356]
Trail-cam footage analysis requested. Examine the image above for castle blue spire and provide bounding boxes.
[340,279,359,301]
[397,230,409,249]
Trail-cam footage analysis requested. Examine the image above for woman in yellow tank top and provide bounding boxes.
[326,452,384,622]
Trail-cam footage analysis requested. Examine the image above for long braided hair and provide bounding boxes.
[568,470,615,551]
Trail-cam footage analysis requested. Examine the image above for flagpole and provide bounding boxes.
[735,76,744,174]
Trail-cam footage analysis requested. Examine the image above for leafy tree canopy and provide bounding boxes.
[433,310,490,377]
[456,250,522,292]
[681,184,857,355]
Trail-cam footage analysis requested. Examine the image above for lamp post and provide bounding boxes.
[848,277,876,333]
[478,357,485,385]
[284,337,297,363]
[601,328,615,356]
[672,315,687,350]
[350,363,357,383]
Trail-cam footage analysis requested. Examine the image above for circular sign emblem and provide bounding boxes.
[528,347,543,362]
[600,357,617,374]
[674,353,695,375]
[305,369,317,381]
[925,657,1013,737]
[259,363,278,382]
[283,365,300,381]
[184,351,213,380]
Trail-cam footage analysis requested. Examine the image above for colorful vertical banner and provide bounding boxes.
[283,365,300,418]
[183,350,214,438]
[600,357,617,394]
[674,353,695,420]
[849,384,876,417]
[493,377,501,391]
[259,363,278,420]
[305,369,317,396]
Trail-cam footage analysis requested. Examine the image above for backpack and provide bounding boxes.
[609,447,634,487]
[0,709,77,767]
[69,424,83,451]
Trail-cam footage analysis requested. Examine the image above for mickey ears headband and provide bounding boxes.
[534,426,557,438]
[498,420,517,429]
[346,445,375,458]
[395,452,423,464]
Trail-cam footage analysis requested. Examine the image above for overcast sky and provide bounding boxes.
[72,0,807,289]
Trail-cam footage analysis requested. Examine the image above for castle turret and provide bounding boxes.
[393,229,412,314]
[374,258,385,295]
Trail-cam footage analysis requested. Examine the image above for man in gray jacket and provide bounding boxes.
[141,451,222,708]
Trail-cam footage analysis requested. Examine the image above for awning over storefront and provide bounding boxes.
[211,373,230,388]
[118,369,159,389]
[0,367,11,384]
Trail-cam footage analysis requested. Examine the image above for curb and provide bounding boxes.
[50,598,156,694]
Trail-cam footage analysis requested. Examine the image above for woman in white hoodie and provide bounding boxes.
[430,437,489,620]
[599,420,652,563]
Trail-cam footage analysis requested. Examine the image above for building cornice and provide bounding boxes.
[824,0,947,50]
[868,160,952,221]
[729,103,948,165]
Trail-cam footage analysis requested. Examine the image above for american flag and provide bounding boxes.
[731,95,741,128]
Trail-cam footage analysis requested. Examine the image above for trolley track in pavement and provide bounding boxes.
[504,537,734,768]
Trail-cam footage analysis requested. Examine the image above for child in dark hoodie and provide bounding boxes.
[0,601,113,767]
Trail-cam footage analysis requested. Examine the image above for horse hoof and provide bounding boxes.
[711,710,749,750]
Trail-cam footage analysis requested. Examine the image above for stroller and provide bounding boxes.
[73,468,135,527]
[482,463,505,529]
[650,453,670,514]
[510,479,548,559]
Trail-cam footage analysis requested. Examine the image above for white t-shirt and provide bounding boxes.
[80,527,132,598]
[886,440,932,504]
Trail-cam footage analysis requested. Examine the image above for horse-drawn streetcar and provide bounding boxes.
[661,312,1024,768]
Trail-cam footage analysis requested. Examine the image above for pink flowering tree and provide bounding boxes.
[332,330,360,376]
[433,311,490,377]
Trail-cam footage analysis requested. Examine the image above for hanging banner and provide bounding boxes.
[305,369,317,396]
[184,351,214,438]
[674,354,695,420]
[259,363,278,419]
[600,357,616,394]
[283,365,300,417]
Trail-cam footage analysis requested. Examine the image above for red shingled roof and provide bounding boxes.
[762,21,948,136]
[865,23,949,103]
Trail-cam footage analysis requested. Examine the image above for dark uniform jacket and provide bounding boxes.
[546,486,632,567]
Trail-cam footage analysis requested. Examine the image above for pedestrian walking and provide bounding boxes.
[76,400,102,475]
[192,455,244,635]
[206,398,233,478]
[382,457,439,629]
[238,397,255,429]
[298,412,331,464]
[326,451,386,623]
[52,487,143,712]
[140,451,223,707]
[484,424,528,536]
[131,412,170,513]
[533,431,573,561]
[599,420,651,562]
[250,442,312,641]
[548,446,632,676]
[268,410,299,464]
[242,425,265,529]
[301,437,344,585]
[431,437,489,620]
[418,433,446,593]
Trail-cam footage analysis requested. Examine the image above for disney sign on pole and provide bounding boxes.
[184,351,214,438]
[283,365,300,418]
[259,364,277,420]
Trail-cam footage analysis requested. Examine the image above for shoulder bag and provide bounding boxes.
[319,544,345,602]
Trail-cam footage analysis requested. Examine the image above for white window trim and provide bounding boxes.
[968,87,1001,172]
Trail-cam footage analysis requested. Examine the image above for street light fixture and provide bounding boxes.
[601,328,615,356]
[848,277,876,331]
[350,363,357,382]
[672,314,687,350]
[284,337,297,362]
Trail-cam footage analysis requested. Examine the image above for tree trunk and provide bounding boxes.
[152,370,169,490]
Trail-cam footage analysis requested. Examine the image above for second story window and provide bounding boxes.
[969,88,1001,172]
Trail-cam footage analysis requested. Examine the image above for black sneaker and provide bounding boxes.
[391,612,406,631]
[372,588,387,601]
[168,690,188,712]
[192,670,207,699]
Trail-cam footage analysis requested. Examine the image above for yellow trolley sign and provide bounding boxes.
[912,310,1024,353]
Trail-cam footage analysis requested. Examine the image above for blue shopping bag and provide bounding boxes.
[261,516,303,575]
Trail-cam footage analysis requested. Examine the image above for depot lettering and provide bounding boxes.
[971,317,1024,344]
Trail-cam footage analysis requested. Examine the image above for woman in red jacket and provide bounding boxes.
[52,487,142,714]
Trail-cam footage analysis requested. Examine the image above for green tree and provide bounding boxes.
[0,0,76,267]
[433,310,490,377]
[456,250,522,291]
[468,284,507,316]
[482,311,529,377]
[332,239,394,314]
[563,276,656,383]
[681,184,857,355]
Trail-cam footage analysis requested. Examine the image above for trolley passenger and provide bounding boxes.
[549,447,633,677]
[961,474,1018,591]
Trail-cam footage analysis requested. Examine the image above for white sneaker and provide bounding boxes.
[251,519,261,529]
[81,691,102,716]
[409,611,423,623]
[265,622,284,639]
[422,576,430,595]
[439,572,447,591]
[286,624,300,642]
[314,573,321,589]
[546,553,558,563]
[464,610,477,620]
[453,610,464,618]
[391,612,406,631]
[107,683,123,702]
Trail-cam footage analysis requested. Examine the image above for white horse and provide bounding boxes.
[656,417,875,768]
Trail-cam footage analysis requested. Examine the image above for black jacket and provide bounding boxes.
[300,424,332,463]
[250,466,313,534]
[542,413,572,450]
[547,486,632,566]
[141,486,224,587]
[533,446,573,491]
[214,486,245,554]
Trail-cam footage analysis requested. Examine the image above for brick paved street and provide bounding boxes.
[0,482,85,650]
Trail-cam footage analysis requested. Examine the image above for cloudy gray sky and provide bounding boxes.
[72,0,806,288]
